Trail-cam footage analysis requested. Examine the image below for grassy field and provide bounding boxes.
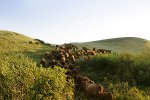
[0,30,150,100]
[73,37,150,53]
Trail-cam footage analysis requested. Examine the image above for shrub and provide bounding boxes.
[45,43,51,46]
[0,52,74,100]
[31,67,74,100]
[29,41,33,44]
[34,39,45,44]
[109,82,150,100]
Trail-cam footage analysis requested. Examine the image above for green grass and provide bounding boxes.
[77,53,150,86]
[76,51,150,99]
[1,30,150,100]
[0,30,40,51]
[0,31,74,100]
[73,37,150,53]
[0,30,54,62]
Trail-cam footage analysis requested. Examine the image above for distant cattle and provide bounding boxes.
[39,43,113,98]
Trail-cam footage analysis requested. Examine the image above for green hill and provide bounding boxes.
[1,30,150,99]
[73,37,150,53]
[1,30,149,53]
[0,30,53,61]
[0,30,43,52]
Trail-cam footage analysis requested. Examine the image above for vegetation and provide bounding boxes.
[0,31,74,100]
[0,52,74,100]
[0,30,54,62]
[1,30,150,100]
[0,30,41,52]
[76,51,150,99]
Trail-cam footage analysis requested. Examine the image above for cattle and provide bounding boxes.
[65,52,69,58]
[93,47,96,51]
[72,68,78,75]
[98,92,114,100]
[39,43,113,99]
[82,82,104,96]
[55,45,59,51]
[40,58,46,67]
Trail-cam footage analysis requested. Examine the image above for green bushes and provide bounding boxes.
[31,67,74,100]
[77,53,150,87]
[34,39,45,44]
[109,82,150,100]
[0,52,74,100]
[76,52,150,99]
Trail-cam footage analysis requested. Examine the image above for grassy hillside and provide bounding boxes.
[73,37,150,53]
[0,30,54,61]
[0,31,74,99]
[0,30,51,52]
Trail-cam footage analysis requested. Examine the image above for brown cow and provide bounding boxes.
[98,92,114,100]
[82,82,104,96]
[40,58,46,67]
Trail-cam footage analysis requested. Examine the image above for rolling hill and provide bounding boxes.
[0,30,53,61]
[1,30,150,99]
[0,30,42,51]
[73,37,150,53]
[1,30,150,53]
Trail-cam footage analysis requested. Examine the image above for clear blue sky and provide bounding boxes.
[0,0,150,44]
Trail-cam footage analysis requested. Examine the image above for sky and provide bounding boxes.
[0,0,150,44]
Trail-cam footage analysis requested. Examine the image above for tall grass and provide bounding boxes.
[76,50,150,99]
[78,52,150,86]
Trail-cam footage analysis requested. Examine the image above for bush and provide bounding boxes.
[109,82,150,100]
[34,39,45,44]
[76,51,150,99]
[31,67,74,100]
[77,52,150,86]
[29,41,33,44]
[0,52,74,100]
[45,43,51,46]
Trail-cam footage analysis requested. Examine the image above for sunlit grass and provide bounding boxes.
[76,50,150,99]
[74,37,150,53]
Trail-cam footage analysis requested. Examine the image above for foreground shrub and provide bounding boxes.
[0,52,74,100]
[31,67,74,100]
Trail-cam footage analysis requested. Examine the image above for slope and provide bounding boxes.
[73,37,150,53]
[0,30,53,61]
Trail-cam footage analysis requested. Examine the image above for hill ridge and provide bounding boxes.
[73,37,149,53]
[0,30,149,53]
[0,30,43,52]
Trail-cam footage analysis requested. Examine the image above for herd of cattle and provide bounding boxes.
[39,44,113,100]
